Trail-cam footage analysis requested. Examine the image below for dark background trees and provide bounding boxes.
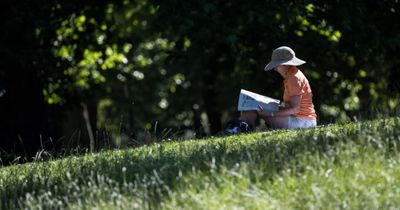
[1,0,399,164]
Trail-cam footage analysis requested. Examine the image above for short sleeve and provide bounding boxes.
[286,76,304,97]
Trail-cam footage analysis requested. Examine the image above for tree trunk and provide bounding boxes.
[192,108,206,137]
[202,54,223,135]
[81,99,97,152]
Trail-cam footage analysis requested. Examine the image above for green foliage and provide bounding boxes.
[4,0,400,153]
[1,118,400,209]
[48,1,396,135]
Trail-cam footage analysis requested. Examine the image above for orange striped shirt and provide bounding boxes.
[283,67,317,119]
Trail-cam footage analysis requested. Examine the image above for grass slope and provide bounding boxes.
[1,117,400,209]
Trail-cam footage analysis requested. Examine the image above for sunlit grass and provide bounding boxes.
[1,118,400,209]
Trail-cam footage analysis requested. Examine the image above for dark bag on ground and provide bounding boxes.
[225,119,253,134]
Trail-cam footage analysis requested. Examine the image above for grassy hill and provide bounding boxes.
[1,117,400,209]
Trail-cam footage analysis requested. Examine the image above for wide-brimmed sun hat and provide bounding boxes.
[264,46,306,71]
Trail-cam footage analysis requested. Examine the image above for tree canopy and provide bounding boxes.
[1,0,399,163]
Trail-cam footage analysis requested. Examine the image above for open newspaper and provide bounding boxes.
[237,89,280,112]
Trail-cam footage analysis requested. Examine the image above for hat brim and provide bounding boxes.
[264,57,306,71]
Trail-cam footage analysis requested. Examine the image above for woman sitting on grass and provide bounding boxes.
[240,46,317,130]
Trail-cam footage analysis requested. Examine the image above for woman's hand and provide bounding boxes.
[257,105,273,118]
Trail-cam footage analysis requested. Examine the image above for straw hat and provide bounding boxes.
[264,46,306,71]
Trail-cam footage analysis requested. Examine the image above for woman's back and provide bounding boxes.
[283,67,316,119]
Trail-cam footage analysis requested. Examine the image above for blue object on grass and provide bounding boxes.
[225,119,253,134]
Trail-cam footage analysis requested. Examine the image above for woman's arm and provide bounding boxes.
[258,95,301,117]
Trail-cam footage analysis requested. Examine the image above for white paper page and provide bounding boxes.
[237,89,280,112]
